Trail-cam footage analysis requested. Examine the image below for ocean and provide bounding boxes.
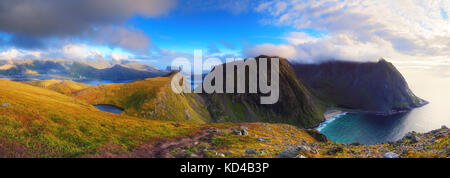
[317,68,450,144]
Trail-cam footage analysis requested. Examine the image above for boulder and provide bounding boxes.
[216,153,225,157]
[404,132,419,143]
[233,127,249,135]
[244,149,259,155]
[328,146,343,155]
[384,152,400,158]
[278,147,299,158]
[295,155,307,158]
[278,145,315,158]
[233,129,242,135]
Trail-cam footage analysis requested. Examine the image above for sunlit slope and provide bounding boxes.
[0,79,199,157]
[203,56,324,128]
[73,73,212,123]
[23,80,92,96]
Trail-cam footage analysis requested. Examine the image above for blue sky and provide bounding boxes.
[1,0,450,70]
[128,10,289,53]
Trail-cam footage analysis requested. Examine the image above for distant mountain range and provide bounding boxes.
[0,59,168,81]
[5,56,425,128]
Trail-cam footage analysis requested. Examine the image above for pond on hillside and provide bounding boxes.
[94,104,123,114]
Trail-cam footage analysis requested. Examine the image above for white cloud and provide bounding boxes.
[285,32,320,45]
[244,44,297,59]
[0,48,22,60]
[0,48,41,60]
[62,44,101,60]
[251,0,450,65]
[111,53,130,61]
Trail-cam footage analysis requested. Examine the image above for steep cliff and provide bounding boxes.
[293,59,426,113]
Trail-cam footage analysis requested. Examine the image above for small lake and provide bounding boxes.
[94,104,123,114]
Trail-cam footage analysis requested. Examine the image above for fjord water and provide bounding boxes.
[76,79,133,86]
[318,69,450,144]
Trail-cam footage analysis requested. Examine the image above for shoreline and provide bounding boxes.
[323,110,345,119]
[311,102,431,130]
[308,109,347,129]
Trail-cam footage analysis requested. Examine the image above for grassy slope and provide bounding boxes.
[204,56,324,128]
[23,80,92,96]
[0,79,200,157]
[72,73,211,123]
[1,79,447,158]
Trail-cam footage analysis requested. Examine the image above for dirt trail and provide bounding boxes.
[124,128,215,158]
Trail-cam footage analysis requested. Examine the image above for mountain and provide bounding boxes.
[0,59,168,81]
[72,73,212,123]
[70,62,166,81]
[292,59,426,113]
[22,80,92,96]
[202,55,324,128]
[0,59,71,76]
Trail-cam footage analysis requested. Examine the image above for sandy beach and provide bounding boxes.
[323,110,344,119]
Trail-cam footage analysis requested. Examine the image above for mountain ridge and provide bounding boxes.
[292,58,426,114]
[0,59,168,81]
[202,55,325,128]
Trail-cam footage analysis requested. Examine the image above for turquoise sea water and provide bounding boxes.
[318,112,416,144]
[317,69,450,144]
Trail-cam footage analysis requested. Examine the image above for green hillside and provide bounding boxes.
[203,55,325,128]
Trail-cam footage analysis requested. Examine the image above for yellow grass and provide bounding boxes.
[73,74,211,123]
[0,79,200,157]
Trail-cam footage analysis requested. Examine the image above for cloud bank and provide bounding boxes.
[0,0,176,52]
[247,0,450,64]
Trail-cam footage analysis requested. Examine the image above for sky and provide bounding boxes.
[0,0,450,70]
